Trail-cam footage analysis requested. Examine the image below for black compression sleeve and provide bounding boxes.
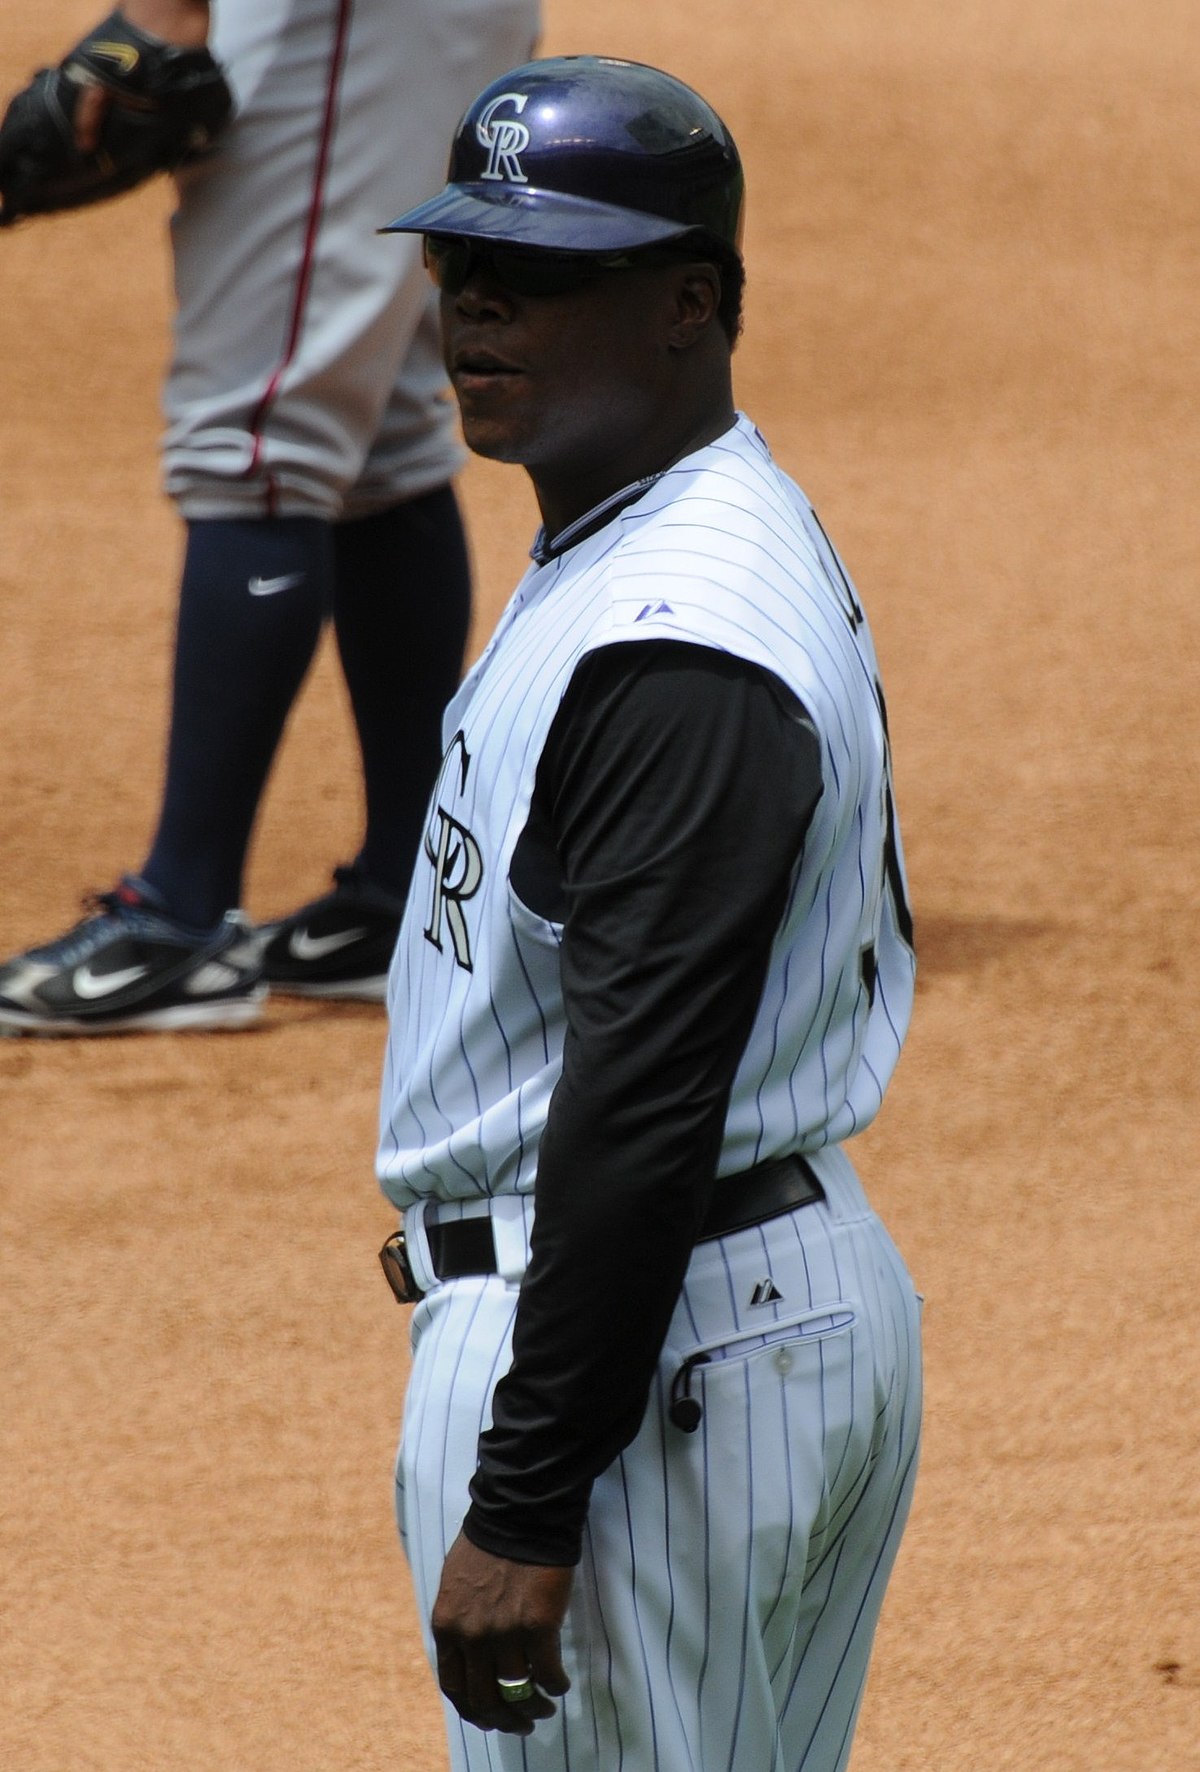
[463,642,823,1565]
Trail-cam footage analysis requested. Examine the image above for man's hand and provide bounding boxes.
[0,3,228,226]
[431,1532,573,1736]
[74,1,210,151]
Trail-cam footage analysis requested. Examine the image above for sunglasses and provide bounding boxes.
[423,234,685,299]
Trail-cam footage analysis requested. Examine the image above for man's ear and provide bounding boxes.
[667,263,722,349]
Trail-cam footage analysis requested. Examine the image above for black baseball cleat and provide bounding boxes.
[0,879,266,1036]
[256,863,405,1001]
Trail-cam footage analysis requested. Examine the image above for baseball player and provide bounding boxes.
[373,56,923,1772]
[0,0,539,1035]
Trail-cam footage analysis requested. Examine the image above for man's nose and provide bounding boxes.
[453,269,516,316]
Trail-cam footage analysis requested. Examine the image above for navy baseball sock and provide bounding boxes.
[332,485,471,898]
[140,516,333,928]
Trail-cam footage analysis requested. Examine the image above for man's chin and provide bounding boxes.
[460,418,529,465]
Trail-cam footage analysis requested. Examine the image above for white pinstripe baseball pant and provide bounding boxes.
[395,1146,922,1772]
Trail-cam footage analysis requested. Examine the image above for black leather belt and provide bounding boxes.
[380,1154,824,1303]
[697,1152,824,1242]
[426,1213,497,1281]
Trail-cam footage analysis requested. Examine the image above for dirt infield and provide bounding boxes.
[1,3,1197,1767]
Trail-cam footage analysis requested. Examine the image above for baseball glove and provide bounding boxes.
[0,10,233,226]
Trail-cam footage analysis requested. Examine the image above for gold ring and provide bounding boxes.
[496,1675,536,1704]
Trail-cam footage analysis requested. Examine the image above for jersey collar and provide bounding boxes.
[528,417,744,566]
[530,473,666,566]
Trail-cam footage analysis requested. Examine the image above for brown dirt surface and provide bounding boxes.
[2,3,1197,1767]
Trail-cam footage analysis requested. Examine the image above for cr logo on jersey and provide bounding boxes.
[476,93,530,183]
[424,731,484,971]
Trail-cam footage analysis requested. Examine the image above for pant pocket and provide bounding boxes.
[667,1301,858,1433]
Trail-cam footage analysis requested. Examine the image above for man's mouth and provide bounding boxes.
[452,348,524,387]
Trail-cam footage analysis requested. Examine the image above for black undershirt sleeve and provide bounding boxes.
[462,640,824,1566]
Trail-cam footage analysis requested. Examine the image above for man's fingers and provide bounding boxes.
[527,1630,570,1698]
[463,1646,540,1735]
[436,1636,559,1735]
[496,1665,557,1723]
[461,1645,501,1724]
[430,1538,574,1731]
[434,1639,467,1705]
[435,1636,529,1735]
[72,83,110,153]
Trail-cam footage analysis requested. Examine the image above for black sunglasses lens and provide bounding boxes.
[424,236,472,290]
[499,252,607,296]
[424,236,611,298]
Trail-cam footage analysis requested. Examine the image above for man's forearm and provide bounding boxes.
[119,0,210,49]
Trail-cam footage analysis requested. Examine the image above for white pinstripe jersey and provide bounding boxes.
[377,414,915,1209]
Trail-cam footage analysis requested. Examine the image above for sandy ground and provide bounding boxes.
[1,2,1197,1767]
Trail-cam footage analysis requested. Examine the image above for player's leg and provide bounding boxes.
[0,0,347,1034]
[140,518,333,927]
[554,1173,920,1772]
[0,514,316,1032]
[395,1272,527,1770]
[768,1204,922,1769]
[0,519,325,1033]
[0,0,542,1034]
[257,479,471,1000]
[337,485,471,897]
[394,1173,921,1772]
[228,0,540,994]
[148,0,450,1007]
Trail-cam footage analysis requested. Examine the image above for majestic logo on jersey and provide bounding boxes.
[423,731,483,972]
[476,93,531,183]
[749,1278,784,1307]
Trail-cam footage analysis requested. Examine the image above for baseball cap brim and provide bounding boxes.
[380,182,701,252]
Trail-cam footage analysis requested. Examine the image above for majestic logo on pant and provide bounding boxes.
[424,731,483,971]
[476,93,530,183]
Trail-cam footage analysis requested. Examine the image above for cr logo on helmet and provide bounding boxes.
[476,93,530,183]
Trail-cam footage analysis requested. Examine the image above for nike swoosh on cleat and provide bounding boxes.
[248,573,305,597]
[289,927,366,961]
[73,963,150,1000]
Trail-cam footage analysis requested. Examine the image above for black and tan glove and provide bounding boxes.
[0,9,232,225]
